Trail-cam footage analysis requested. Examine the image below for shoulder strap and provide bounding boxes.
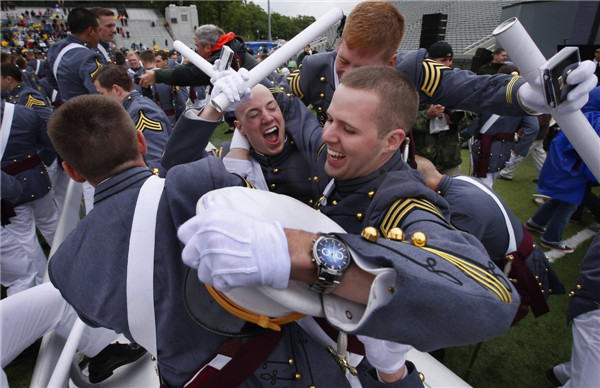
[126,175,164,357]
[453,175,516,253]
[53,43,87,78]
[0,103,15,161]
[479,114,500,135]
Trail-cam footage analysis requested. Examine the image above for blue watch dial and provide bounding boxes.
[316,237,350,270]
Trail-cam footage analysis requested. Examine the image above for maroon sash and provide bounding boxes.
[473,132,513,177]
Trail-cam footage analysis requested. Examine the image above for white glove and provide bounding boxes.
[519,60,597,114]
[209,60,235,84]
[210,68,251,112]
[357,335,412,374]
[178,207,290,291]
[230,128,250,150]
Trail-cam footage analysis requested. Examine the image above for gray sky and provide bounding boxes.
[252,0,362,19]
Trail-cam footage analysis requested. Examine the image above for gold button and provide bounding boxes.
[356,212,364,221]
[23,177,27,181]
[27,155,32,158]
[538,282,543,287]
[387,227,405,241]
[319,93,325,98]
[313,176,319,182]
[388,286,395,293]
[332,200,338,205]
[270,183,276,190]
[279,86,285,91]
[549,289,552,293]
[47,186,51,190]
[533,244,536,248]
[499,154,503,157]
[367,190,375,198]
[569,291,575,297]
[31,194,35,198]
[40,171,44,174]
[273,168,279,174]
[535,276,540,280]
[288,358,294,366]
[13,159,17,163]
[541,289,545,294]
[286,93,292,98]
[308,199,313,205]
[506,254,514,262]
[412,232,427,247]
[361,226,379,242]
[150,355,156,361]
[317,107,322,112]
[320,76,326,82]
[290,140,295,146]
[294,372,301,380]
[152,168,160,175]
[419,372,425,382]
[576,284,582,290]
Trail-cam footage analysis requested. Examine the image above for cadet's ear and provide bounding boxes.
[136,130,147,155]
[386,53,398,67]
[385,129,406,152]
[62,161,86,183]
[234,120,245,136]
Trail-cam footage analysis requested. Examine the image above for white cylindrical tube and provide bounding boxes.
[493,18,545,85]
[173,40,216,80]
[494,17,600,181]
[47,319,86,387]
[211,7,344,111]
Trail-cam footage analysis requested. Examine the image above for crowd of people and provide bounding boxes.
[1,2,599,388]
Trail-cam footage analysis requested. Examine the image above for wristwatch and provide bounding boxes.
[309,234,352,293]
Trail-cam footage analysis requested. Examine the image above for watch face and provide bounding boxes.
[315,237,351,270]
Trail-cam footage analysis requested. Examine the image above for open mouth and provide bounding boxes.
[327,148,345,161]
[263,127,280,144]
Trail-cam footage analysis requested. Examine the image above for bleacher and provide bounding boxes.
[113,8,174,51]
[394,0,523,54]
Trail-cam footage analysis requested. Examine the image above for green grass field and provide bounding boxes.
[5,138,598,387]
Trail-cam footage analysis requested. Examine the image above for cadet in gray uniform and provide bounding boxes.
[415,156,564,324]
[94,65,171,176]
[45,8,107,102]
[1,63,52,123]
[91,7,117,63]
[1,101,56,292]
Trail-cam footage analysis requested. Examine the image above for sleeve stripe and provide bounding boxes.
[25,94,47,107]
[135,110,163,132]
[421,59,449,97]
[317,143,327,159]
[422,246,513,303]
[287,72,304,100]
[380,198,446,236]
[505,75,521,104]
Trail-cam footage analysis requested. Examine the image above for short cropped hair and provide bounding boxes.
[155,50,168,61]
[139,50,155,64]
[493,47,506,55]
[15,57,26,69]
[343,1,405,61]
[114,50,126,66]
[340,65,418,138]
[498,64,518,75]
[67,8,99,35]
[126,51,139,59]
[194,24,225,47]
[90,7,115,18]
[93,64,134,91]
[1,63,23,82]
[47,95,140,182]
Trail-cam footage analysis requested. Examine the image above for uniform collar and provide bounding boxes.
[66,33,91,48]
[436,174,452,196]
[250,133,293,166]
[93,167,153,205]
[121,90,141,109]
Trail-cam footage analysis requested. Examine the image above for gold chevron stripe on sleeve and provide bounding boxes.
[24,94,47,107]
[268,87,283,94]
[209,147,224,159]
[380,198,446,236]
[505,75,521,104]
[90,58,103,79]
[421,246,513,303]
[286,72,304,100]
[421,59,449,97]
[135,110,163,132]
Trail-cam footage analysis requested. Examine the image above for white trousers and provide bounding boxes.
[1,197,51,284]
[0,282,119,369]
[499,139,547,179]
[553,309,600,388]
[30,188,59,247]
[47,160,71,215]
[0,226,37,296]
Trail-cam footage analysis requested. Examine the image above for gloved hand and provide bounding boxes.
[230,128,250,150]
[178,207,290,291]
[210,67,251,112]
[519,60,597,114]
[357,335,412,375]
[209,59,235,84]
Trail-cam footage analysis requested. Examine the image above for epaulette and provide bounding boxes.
[380,197,446,237]
[268,87,284,94]
[90,58,103,79]
[421,59,450,97]
[135,110,163,132]
[210,147,224,159]
[24,94,47,107]
[505,75,521,104]
[286,72,303,100]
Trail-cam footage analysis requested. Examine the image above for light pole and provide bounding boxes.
[268,0,272,42]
